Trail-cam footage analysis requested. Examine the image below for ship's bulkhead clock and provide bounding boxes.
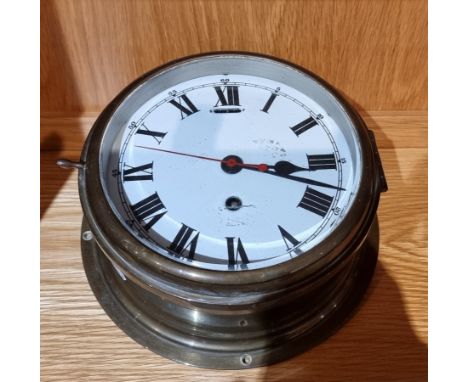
[59,53,387,369]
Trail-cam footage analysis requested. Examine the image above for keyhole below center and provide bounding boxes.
[225,196,242,211]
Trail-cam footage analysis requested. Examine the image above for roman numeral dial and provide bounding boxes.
[115,75,354,272]
[298,187,334,217]
[130,192,167,230]
[214,86,240,106]
[136,123,167,144]
[291,116,318,136]
[261,92,278,113]
[226,237,249,266]
[278,225,300,250]
[307,154,337,170]
[123,162,153,182]
[169,224,199,259]
[169,94,199,119]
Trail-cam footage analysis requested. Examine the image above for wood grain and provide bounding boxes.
[40,113,427,381]
[40,0,427,113]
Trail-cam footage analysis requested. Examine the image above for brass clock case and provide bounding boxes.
[72,53,387,369]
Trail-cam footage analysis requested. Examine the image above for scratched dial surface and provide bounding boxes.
[102,72,361,270]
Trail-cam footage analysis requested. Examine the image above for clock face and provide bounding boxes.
[101,56,362,271]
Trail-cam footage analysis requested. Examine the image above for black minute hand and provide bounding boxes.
[259,168,346,191]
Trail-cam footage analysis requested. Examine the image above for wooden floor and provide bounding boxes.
[41,111,427,382]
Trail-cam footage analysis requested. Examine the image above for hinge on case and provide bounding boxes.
[367,129,388,193]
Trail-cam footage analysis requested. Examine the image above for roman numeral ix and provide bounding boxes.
[130,192,167,230]
[168,224,199,259]
[169,94,199,119]
[298,187,333,217]
[307,154,337,170]
[123,162,153,182]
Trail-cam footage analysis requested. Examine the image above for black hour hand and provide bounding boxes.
[270,160,309,176]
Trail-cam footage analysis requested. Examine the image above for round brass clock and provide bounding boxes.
[60,52,387,369]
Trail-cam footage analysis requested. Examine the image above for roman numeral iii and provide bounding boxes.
[123,162,153,182]
[307,154,337,170]
[226,237,249,266]
[291,116,318,136]
[169,94,199,119]
[298,187,333,217]
[130,192,167,230]
[168,224,199,259]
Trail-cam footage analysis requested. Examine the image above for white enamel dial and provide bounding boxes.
[102,66,361,271]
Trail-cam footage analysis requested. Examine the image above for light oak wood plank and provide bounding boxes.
[41,0,427,113]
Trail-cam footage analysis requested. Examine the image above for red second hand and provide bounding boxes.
[135,145,269,172]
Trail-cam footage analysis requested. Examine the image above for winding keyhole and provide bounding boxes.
[225,196,242,211]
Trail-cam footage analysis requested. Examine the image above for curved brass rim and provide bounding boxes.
[81,217,379,369]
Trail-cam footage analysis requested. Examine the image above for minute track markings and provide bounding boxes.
[126,82,329,137]
[125,82,325,128]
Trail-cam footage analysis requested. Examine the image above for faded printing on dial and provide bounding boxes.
[111,74,357,270]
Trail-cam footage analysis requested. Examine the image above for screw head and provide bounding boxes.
[82,231,93,241]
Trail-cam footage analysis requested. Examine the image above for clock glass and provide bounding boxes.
[100,56,362,271]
